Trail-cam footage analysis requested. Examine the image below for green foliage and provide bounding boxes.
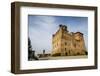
[82,50,88,55]
[85,51,88,55]
[28,37,39,60]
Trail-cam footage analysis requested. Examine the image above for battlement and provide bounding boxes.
[59,24,67,31]
[53,24,83,38]
[74,32,83,35]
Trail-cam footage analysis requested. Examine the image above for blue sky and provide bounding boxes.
[28,15,88,54]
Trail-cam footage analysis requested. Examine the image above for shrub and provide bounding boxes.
[85,51,88,55]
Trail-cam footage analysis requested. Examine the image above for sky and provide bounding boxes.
[28,15,88,54]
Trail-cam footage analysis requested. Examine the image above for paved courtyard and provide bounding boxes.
[39,55,88,60]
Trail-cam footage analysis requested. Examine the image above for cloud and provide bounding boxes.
[28,15,58,54]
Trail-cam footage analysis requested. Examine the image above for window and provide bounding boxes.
[65,42,67,45]
[74,43,76,47]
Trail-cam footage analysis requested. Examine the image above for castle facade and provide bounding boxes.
[52,24,87,56]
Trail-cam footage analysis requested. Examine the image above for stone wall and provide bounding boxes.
[52,24,87,56]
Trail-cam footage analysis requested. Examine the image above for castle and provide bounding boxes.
[52,24,87,56]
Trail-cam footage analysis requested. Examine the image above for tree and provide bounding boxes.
[28,37,39,60]
[28,38,32,60]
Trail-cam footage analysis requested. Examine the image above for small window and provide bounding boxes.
[74,44,76,47]
[65,42,67,45]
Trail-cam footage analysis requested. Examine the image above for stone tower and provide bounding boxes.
[52,24,87,56]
